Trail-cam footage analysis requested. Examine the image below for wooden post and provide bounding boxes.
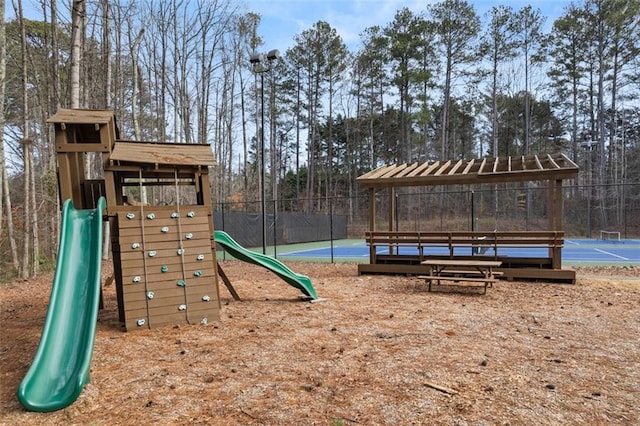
[369,187,376,232]
[388,187,395,232]
[369,187,376,263]
[548,179,563,268]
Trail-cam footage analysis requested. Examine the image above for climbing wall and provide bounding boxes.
[115,205,220,331]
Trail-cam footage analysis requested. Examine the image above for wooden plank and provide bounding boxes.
[124,309,220,331]
[110,141,216,166]
[364,164,396,179]
[121,269,215,286]
[117,210,210,229]
[122,285,188,302]
[421,270,504,277]
[447,159,463,175]
[125,302,219,319]
[434,160,452,176]
[118,217,209,231]
[420,275,498,283]
[559,153,578,168]
[477,157,488,174]
[118,224,209,240]
[461,159,475,175]
[122,276,216,295]
[118,241,212,257]
[124,312,184,331]
[406,162,431,177]
[418,161,442,177]
[534,154,544,170]
[547,153,560,168]
[381,163,407,178]
[394,163,419,178]
[48,108,114,124]
[421,259,502,267]
[117,231,212,245]
[119,253,214,270]
[124,290,218,311]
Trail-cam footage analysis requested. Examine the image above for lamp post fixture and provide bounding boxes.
[250,49,279,255]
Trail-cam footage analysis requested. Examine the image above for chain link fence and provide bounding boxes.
[213,183,640,251]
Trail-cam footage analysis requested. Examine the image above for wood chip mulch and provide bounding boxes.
[1,261,639,425]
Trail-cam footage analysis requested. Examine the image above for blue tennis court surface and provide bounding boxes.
[278,238,640,264]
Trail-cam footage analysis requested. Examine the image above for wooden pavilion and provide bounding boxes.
[356,153,579,282]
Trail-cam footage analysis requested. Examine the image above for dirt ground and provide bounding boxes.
[1,261,639,425]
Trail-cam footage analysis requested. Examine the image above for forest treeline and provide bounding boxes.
[1,0,639,278]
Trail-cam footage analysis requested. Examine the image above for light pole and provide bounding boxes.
[250,49,279,255]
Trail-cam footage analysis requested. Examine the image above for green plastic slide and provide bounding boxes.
[17,197,106,412]
[215,230,318,300]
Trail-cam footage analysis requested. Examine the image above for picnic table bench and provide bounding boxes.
[419,259,503,294]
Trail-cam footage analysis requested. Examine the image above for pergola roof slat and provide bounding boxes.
[478,158,488,174]
[534,155,544,170]
[461,159,475,175]
[421,161,442,177]
[547,153,560,168]
[381,163,408,178]
[434,160,452,176]
[406,161,432,177]
[356,153,579,188]
[362,164,396,179]
[394,163,419,178]
[448,159,464,175]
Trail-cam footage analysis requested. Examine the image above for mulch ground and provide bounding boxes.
[1,261,639,425]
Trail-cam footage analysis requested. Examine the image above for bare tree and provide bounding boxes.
[0,0,20,276]
[128,23,145,140]
[13,0,32,277]
[70,0,84,109]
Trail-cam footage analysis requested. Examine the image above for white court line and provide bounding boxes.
[566,240,580,245]
[594,248,629,260]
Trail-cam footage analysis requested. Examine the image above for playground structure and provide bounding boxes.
[357,154,579,283]
[49,108,222,331]
[17,108,317,412]
[47,108,316,326]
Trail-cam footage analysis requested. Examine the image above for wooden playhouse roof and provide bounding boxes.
[110,140,215,167]
[47,108,115,124]
[356,153,578,188]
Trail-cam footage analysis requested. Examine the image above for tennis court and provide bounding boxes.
[276,238,640,265]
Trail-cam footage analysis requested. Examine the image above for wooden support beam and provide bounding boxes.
[217,262,240,301]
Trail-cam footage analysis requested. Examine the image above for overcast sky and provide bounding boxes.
[241,0,572,53]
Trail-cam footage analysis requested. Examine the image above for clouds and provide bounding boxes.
[243,0,423,51]
[241,0,567,52]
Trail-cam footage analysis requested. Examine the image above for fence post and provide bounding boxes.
[220,202,226,260]
[330,196,334,263]
[273,198,277,258]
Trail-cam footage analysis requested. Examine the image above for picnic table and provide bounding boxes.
[419,259,503,294]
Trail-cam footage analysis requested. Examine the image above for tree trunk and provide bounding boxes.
[16,0,31,278]
[29,141,39,275]
[101,0,111,260]
[0,0,20,274]
[70,0,84,108]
